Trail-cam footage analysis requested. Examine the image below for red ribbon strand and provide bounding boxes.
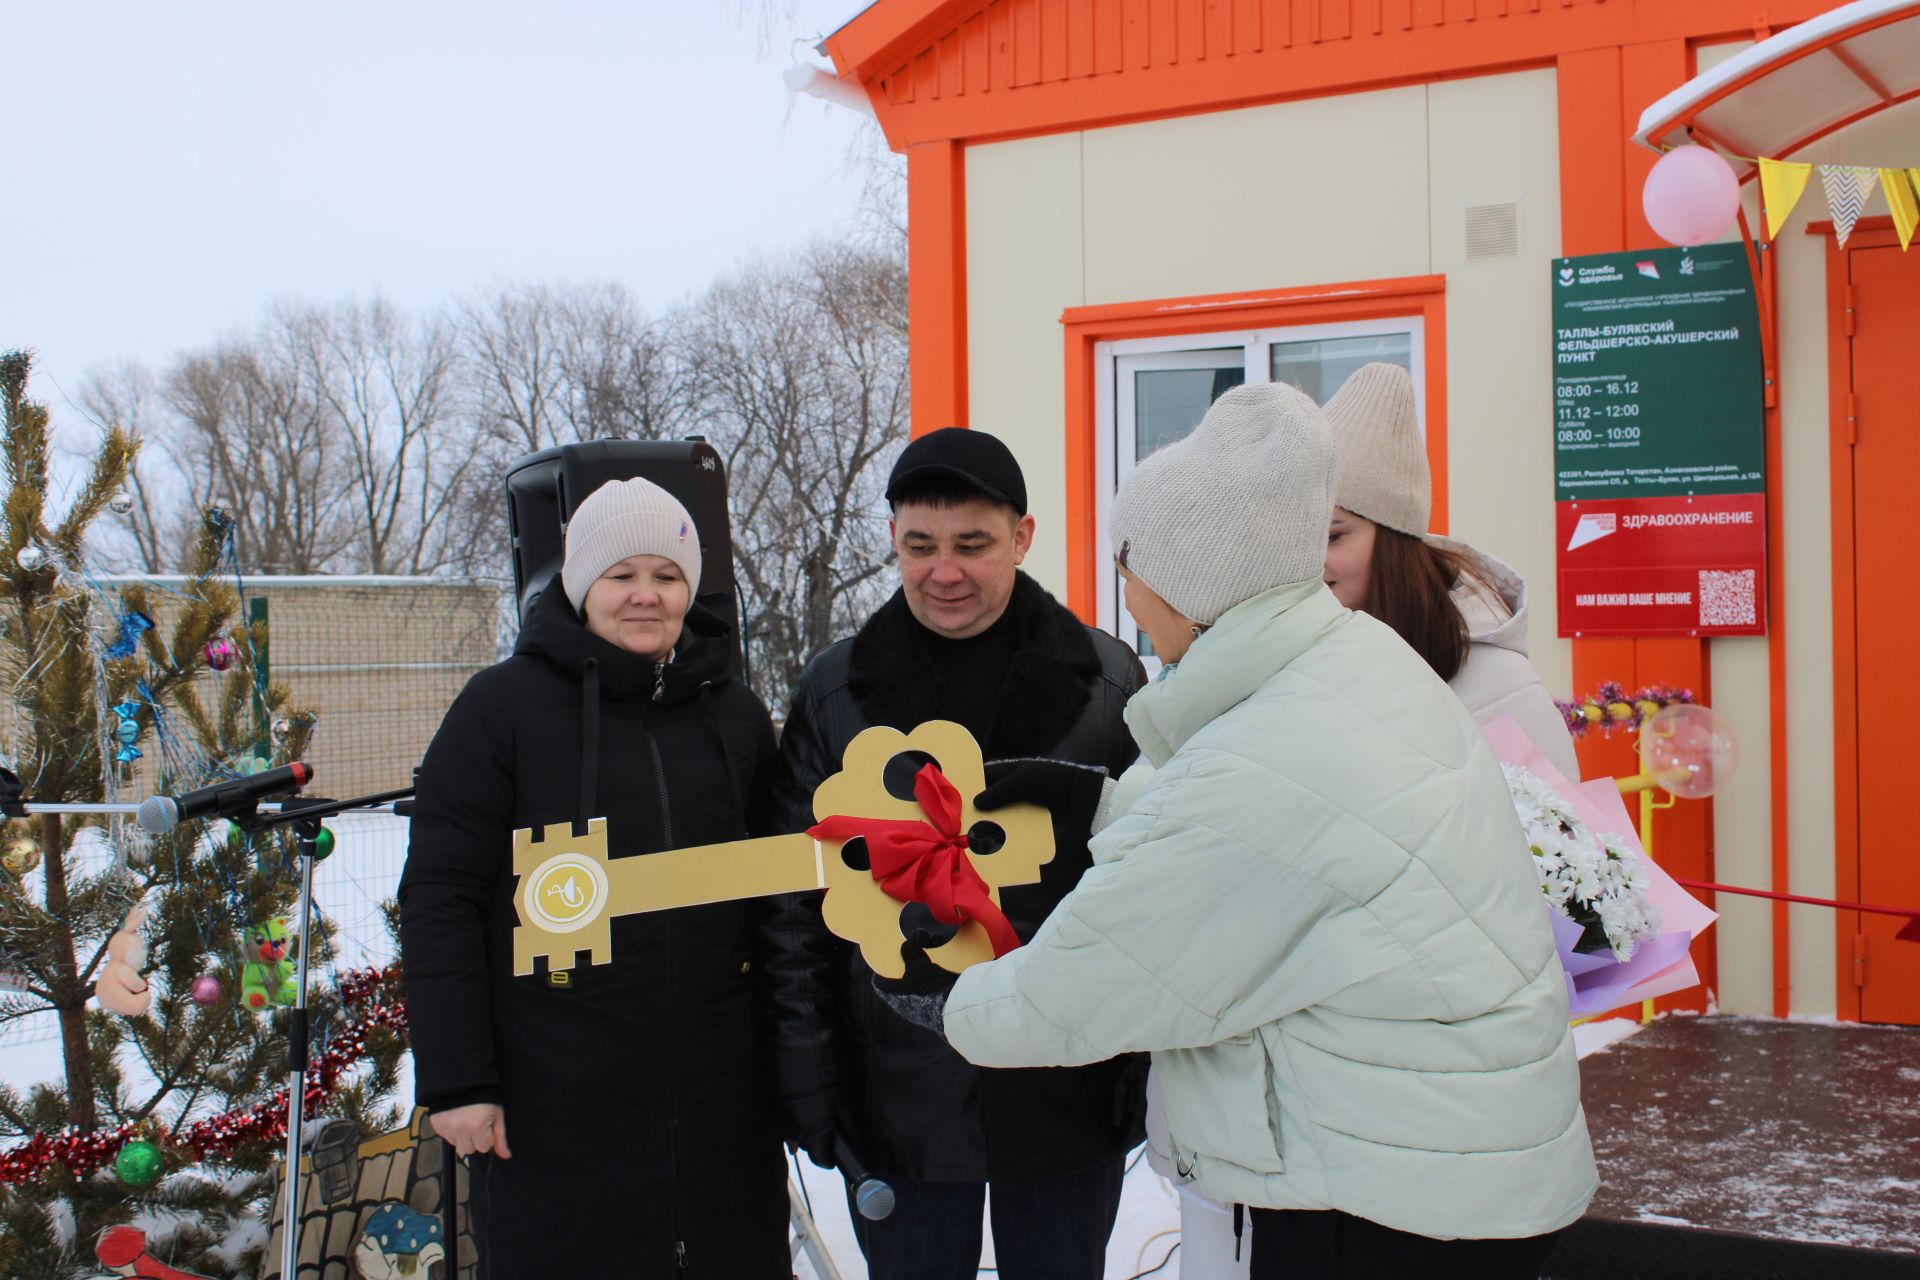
[1673,878,1920,942]
[809,763,1022,959]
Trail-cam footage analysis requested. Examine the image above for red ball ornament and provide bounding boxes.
[190,975,222,1006]
[203,636,236,672]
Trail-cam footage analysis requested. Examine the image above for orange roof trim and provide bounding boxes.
[823,0,1843,149]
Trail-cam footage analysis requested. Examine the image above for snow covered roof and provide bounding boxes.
[1633,0,1920,171]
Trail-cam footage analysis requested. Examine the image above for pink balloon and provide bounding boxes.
[1642,144,1741,247]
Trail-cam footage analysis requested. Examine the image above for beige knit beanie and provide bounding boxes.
[1110,382,1337,626]
[1323,362,1430,535]
[561,477,702,611]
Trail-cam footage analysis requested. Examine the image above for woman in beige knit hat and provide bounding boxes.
[1321,362,1579,779]
[944,381,1594,1279]
[400,476,794,1276]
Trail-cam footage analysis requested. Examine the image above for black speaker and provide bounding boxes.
[504,439,738,666]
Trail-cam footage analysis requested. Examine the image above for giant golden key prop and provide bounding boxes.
[511,721,1054,979]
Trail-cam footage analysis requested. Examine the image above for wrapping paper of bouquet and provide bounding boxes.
[1484,715,1717,1019]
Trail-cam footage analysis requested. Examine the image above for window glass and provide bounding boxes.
[1135,366,1246,459]
[1269,332,1413,404]
[1100,319,1422,671]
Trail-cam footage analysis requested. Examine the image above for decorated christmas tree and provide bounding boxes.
[0,352,408,1278]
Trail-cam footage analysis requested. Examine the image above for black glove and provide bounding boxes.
[786,1089,839,1169]
[787,1087,865,1171]
[976,758,1107,843]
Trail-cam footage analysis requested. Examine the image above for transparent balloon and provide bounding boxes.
[1638,703,1739,799]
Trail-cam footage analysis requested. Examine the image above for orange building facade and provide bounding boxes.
[818,0,1920,1024]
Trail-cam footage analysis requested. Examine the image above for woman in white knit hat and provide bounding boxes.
[943,382,1594,1278]
[1321,362,1580,779]
[400,476,792,1277]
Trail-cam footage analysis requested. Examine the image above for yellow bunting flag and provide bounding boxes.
[1758,158,1813,240]
[1882,167,1920,251]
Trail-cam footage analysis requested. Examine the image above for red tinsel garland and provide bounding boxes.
[0,965,406,1187]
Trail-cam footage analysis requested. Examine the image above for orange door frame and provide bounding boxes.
[1057,276,1448,623]
[1558,38,1718,1013]
[1821,216,1903,1022]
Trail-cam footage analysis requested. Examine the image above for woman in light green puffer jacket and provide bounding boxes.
[943,382,1595,1279]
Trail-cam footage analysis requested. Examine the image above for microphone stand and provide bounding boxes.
[231,786,414,1280]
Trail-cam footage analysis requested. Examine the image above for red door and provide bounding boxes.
[1848,238,1920,1025]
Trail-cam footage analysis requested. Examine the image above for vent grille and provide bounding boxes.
[1464,202,1521,261]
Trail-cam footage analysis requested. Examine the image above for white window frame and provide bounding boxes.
[1094,315,1427,665]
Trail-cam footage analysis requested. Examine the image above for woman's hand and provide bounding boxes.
[430,1103,512,1159]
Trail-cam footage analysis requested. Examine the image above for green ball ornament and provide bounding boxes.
[116,1138,164,1187]
[311,826,335,862]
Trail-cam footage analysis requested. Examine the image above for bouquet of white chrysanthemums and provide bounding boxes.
[1503,761,1663,961]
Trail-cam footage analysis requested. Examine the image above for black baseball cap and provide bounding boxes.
[884,427,1028,515]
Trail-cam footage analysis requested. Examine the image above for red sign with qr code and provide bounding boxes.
[1555,494,1766,637]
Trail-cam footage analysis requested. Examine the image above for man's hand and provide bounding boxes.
[430,1103,511,1159]
[788,1089,862,1170]
[976,758,1108,841]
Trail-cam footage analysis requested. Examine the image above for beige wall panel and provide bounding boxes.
[1080,87,1432,306]
[965,132,1087,595]
[1708,635,1774,1013]
[1425,70,1570,702]
[1775,209,1836,1017]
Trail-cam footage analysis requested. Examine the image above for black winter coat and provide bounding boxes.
[398,586,789,1279]
[758,572,1147,1185]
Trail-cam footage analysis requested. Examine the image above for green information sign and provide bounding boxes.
[1551,243,1763,501]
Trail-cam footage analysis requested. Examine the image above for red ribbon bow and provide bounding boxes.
[809,763,1021,959]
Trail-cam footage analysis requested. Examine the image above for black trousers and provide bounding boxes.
[846,1156,1125,1280]
[1249,1207,1562,1279]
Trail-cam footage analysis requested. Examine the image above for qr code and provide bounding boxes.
[1699,569,1757,628]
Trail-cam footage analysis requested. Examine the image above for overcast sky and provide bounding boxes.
[7,2,873,425]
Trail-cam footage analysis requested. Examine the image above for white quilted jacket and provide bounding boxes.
[1431,536,1581,781]
[945,579,1597,1240]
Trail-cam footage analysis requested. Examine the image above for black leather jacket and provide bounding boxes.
[756,573,1147,1185]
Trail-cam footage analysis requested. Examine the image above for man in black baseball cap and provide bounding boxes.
[761,427,1147,1280]
[883,425,1029,516]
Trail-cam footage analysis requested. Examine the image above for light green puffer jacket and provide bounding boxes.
[945,579,1597,1240]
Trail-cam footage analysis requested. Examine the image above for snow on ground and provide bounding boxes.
[1579,1014,1920,1252]
[1572,1015,1647,1058]
[790,1145,1184,1280]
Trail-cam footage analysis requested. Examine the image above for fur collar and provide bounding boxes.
[848,572,1101,757]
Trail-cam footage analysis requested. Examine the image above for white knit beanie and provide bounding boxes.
[1324,362,1430,536]
[1110,382,1337,626]
[560,477,702,611]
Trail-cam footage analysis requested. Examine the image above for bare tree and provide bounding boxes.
[73,360,176,571]
[456,283,574,457]
[162,306,356,574]
[687,238,908,708]
[555,283,696,444]
[458,281,694,453]
[304,297,480,573]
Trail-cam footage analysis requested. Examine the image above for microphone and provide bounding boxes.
[833,1137,896,1221]
[137,763,314,834]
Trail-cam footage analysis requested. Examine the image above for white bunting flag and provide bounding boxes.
[1819,165,1879,246]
